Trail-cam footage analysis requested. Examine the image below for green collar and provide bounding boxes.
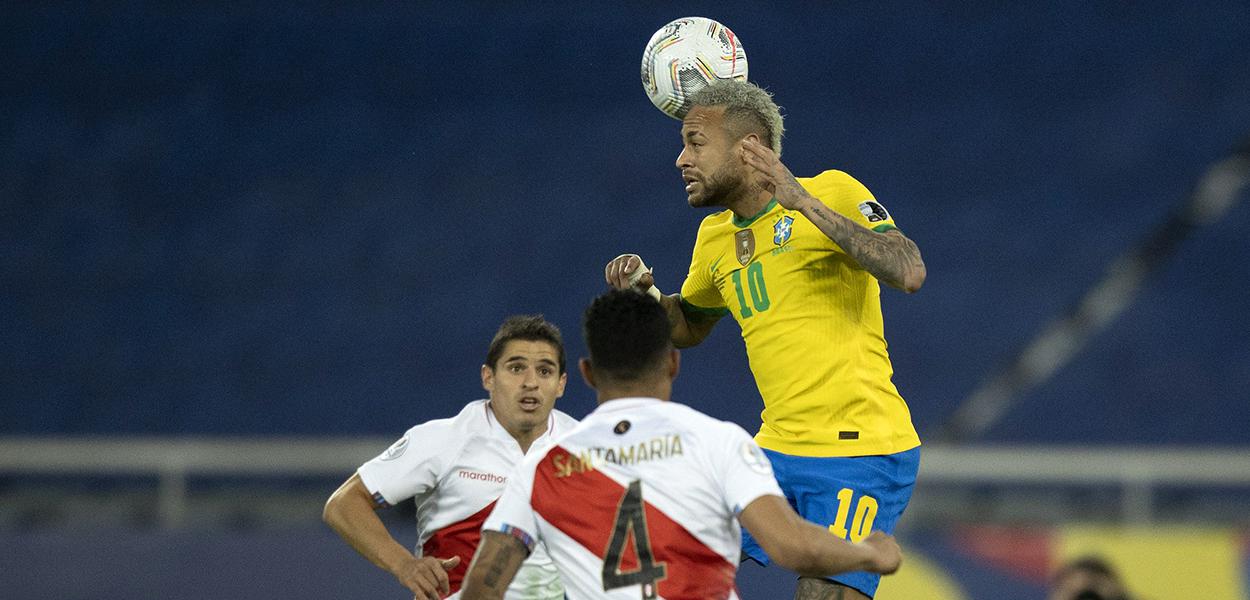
[731,198,779,228]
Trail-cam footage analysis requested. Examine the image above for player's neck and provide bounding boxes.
[497,418,548,454]
[726,187,775,221]
[595,381,671,405]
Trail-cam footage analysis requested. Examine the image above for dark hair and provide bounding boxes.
[1054,556,1119,582]
[582,290,672,382]
[484,315,566,374]
[1054,556,1130,600]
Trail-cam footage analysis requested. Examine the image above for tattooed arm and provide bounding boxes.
[800,204,926,293]
[739,139,927,293]
[460,531,530,600]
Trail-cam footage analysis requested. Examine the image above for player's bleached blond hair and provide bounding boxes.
[688,80,785,156]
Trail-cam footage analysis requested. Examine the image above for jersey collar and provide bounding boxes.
[592,397,664,415]
[483,399,559,443]
[731,198,778,228]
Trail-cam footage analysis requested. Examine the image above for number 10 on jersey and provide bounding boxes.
[730,262,771,318]
[828,487,878,542]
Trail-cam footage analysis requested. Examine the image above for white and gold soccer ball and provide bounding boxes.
[640,16,748,120]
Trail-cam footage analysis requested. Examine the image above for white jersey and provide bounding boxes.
[483,398,783,600]
[358,399,578,599]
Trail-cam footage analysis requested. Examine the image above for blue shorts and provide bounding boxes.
[741,446,920,598]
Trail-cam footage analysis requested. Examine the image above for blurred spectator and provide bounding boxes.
[1048,555,1133,600]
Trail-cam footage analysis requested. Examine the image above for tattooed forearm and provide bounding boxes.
[796,576,868,600]
[483,541,524,590]
[660,293,687,331]
[804,203,926,293]
[666,293,721,348]
[482,547,506,589]
[462,533,528,600]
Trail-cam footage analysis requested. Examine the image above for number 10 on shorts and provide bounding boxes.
[827,488,878,542]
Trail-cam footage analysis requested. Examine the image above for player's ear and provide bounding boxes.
[481,364,494,392]
[740,133,765,154]
[578,358,597,390]
[555,371,568,398]
[667,349,680,380]
[736,133,760,163]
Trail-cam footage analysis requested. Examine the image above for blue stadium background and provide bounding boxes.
[3,1,1249,598]
[6,2,1247,443]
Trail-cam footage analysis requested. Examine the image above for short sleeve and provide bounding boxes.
[805,170,899,234]
[678,217,730,315]
[482,453,541,554]
[711,423,784,514]
[357,422,457,507]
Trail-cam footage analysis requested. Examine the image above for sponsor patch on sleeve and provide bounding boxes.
[857,200,891,223]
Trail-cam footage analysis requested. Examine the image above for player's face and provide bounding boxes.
[481,339,567,436]
[676,105,749,208]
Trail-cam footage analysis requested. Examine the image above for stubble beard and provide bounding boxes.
[689,162,750,209]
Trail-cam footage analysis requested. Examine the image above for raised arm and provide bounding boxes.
[738,494,901,577]
[322,473,460,600]
[604,253,722,347]
[460,530,530,600]
[739,139,926,293]
[799,207,926,293]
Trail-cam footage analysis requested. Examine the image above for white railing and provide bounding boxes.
[0,436,385,528]
[917,445,1250,523]
[1,438,1247,527]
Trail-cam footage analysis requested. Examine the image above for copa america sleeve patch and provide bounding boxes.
[380,436,409,461]
[739,441,774,476]
[857,200,891,223]
[498,524,537,554]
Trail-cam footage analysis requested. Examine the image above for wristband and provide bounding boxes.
[626,258,663,302]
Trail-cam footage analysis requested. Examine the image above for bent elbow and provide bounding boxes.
[901,263,926,293]
[321,497,337,526]
[322,492,349,530]
[673,336,700,349]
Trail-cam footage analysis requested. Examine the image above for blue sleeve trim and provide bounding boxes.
[498,524,537,554]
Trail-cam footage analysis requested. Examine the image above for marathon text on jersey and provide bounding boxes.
[458,469,507,484]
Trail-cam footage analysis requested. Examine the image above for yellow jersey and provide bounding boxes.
[678,170,920,457]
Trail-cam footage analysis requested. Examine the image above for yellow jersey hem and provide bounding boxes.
[755,433,921,458]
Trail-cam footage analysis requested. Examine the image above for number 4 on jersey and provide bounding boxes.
[602,480,668,599]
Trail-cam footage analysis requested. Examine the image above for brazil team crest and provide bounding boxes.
[773,215,794,246]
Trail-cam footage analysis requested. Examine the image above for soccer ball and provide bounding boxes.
[640,17,748,120]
